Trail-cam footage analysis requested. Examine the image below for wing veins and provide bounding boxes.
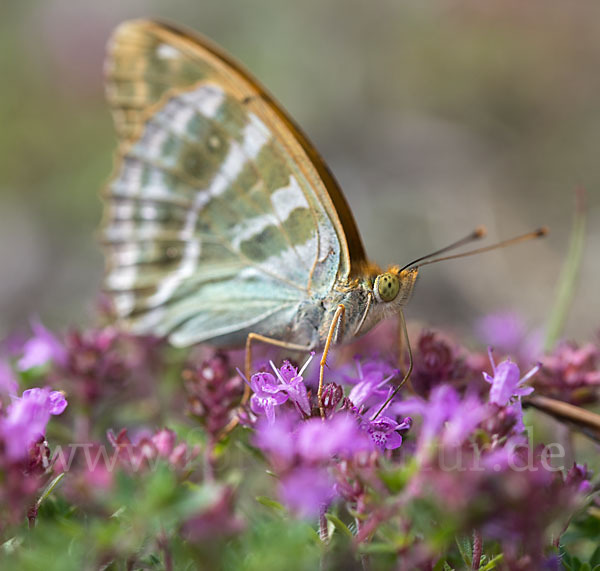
[144,99,314,274]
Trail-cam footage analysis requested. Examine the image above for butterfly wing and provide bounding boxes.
[102,19,367,347]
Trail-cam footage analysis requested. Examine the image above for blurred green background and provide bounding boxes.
[1,0,599,342]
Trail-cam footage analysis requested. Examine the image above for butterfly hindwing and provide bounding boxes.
[102,20,366,346]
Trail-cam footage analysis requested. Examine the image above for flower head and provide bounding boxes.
[17,319,67,371]
[394,384,487,454]
[60,327,163,407]
[254,412,299,466]
[483,347,538,406]
[296,413,372,461]
[184,353,244,438]
[364,416,412,450]
[410,331,472,396]
[1,387,68,460]
[249,372,288,424]
[280,466,334,519]
[564,462,592,495]
[477,312,527,354]
[343,358,398,408]
[106,427,199,473]
[535,341,600,404]
[271,358,311,417]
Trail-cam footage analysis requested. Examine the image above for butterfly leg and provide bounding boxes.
[220,333,312,438]
[396,309,415,395]
[372,309,413,420]
[318,304,346,419]
[245,332,312,383]
[396,313,405,373]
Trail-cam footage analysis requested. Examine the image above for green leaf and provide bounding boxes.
[560,544,574,570]
[324,513,354,539]
[36,472,65,508]
[255,496,285,512]
[479,554,504,571]
[571,555,584,571]
[455,535,472,566]
[589,545,600,566]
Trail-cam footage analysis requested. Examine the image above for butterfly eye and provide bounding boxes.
[374,272,400,303]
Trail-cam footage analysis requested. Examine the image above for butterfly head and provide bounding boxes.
[372,267,418,309]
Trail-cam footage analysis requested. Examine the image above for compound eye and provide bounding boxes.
[374,272,400,302]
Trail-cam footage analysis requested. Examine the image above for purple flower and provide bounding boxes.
[255,412,371,466]
[344,358,398,408]
[0,360,18,396]
[254,412,298,464]
[506,399,526,434]
[184,353,244,438]
[394,384,487,451]
[483,348,538,406]
[249,372,288,424]
[477,312,526,354]
[271,359,311,417]
[151,428,177,458]
[59,327,164,409]
[477,311,543,364]
[1,387,68,460]
[296,414,371,461]
[254,412,370,518]
[279,466,334,518]
[411,331,463,396]
[365,416,411,450]
[565,463,592,495]
[107,427,199,473]
[17,319,67,371]
[535,341,600,405]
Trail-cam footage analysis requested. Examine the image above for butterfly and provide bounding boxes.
[101,19,424,407]
[102,20,564,420]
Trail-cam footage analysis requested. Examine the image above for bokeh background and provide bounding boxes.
[2,0,599,343]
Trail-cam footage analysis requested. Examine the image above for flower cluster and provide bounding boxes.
[0,313,598,569]
[183,353,244,439]
[535,340,600,405]
[244,342,594,566]
[106,427,200,474]
[14,320,164,413]
[243,356,420,516]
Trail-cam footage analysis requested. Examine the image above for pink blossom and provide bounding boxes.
[17,319,67,371]
[1,387,68,460]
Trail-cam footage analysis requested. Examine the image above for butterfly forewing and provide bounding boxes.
[102,20,367,347]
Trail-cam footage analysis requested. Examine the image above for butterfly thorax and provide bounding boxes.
[289,267,418,350]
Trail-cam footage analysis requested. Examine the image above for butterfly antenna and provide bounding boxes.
[414,227,548,269]
[399,226,487,272]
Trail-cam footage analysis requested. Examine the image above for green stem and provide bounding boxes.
[544,188,587,352]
